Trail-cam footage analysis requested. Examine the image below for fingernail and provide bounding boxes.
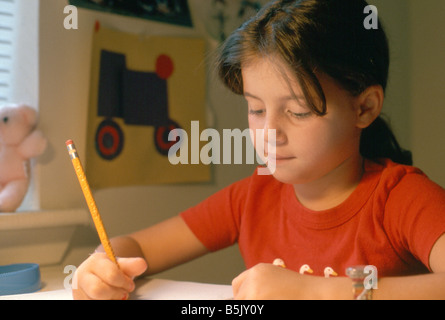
[121,293,129,300]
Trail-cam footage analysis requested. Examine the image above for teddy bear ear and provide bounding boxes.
[18,104,38,126]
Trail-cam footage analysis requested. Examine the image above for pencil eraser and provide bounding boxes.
[66,139,74,146]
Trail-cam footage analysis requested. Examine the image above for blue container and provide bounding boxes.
[0,263,41,296]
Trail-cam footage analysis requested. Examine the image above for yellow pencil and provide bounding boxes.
[66,140,119,268]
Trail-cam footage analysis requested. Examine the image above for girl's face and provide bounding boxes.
[242,57,363,185]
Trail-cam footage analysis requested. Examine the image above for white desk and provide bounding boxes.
[0,246,233,300]
[0,278,234,300]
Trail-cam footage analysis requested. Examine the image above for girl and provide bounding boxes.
[73,0,445,300]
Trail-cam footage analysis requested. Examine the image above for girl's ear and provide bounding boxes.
[355,85,384,129]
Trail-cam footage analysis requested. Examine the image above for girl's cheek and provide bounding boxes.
[248,117,265,131]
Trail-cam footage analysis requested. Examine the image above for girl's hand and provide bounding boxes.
[232,263,315,300]
[72,252,147,300]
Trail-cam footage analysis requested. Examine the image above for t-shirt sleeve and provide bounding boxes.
[179,176,252,252]
[385,172,445,271]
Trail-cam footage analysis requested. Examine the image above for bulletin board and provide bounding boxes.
[85,25,210,189]
[68,0,193,27]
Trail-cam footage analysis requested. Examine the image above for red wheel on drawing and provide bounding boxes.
[95,119,124,160]
[154,119,182,156]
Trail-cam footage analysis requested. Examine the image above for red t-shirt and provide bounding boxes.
[180,159,445,277]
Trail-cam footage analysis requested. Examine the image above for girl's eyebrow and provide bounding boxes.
[244,92,305,102]
[243,92,261,100]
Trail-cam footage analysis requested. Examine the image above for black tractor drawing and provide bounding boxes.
[96,49,181,160]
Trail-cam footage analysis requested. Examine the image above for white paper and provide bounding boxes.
[0,278,233,300]
[131,279,233,300]
[0,289,72,300]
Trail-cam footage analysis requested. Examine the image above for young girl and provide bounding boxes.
[73,0,445,300]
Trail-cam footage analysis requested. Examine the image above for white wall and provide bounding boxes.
[409,0,445,187]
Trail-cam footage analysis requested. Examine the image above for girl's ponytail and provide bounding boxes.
[360,116,412,165]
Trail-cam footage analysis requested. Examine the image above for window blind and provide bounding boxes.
[0,0,15,103]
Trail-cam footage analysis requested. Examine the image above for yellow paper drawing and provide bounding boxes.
[86,24,210,188]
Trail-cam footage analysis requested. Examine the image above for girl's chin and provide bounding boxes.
[269,169,310,185]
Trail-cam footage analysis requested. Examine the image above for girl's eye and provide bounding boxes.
[248,109,265,116]
[288,110,312,119]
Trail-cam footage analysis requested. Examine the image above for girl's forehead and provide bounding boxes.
[242,56,313,97]
[242,56,299,84]
[241,56,355,112]
[242,54,291,73]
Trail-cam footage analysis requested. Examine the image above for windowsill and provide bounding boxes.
[0,209,90,266]
[0,209,89,230]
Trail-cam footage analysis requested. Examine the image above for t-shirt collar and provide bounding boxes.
[283,159,383,230]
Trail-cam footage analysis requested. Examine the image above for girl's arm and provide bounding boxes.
[371,233,445,300]
[233,234,445,300]
[73,216,209,300]
[124,215,210,275]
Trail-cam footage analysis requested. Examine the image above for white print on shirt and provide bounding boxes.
[298,264,338,277]
[273,258,286,268]
[274,260,338,277]
[324,267,338,278]
[299,264,314,274]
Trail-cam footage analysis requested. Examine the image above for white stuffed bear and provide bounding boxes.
[0,104,47,212]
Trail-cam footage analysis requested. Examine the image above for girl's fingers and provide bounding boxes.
[91,260,135,293]
[231,270,248,300]
[75,271,130,300]
[73,253,142,300]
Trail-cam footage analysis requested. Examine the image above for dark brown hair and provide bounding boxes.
[217,0,412,165]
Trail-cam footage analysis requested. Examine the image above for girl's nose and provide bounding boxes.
[264,114,286,147]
